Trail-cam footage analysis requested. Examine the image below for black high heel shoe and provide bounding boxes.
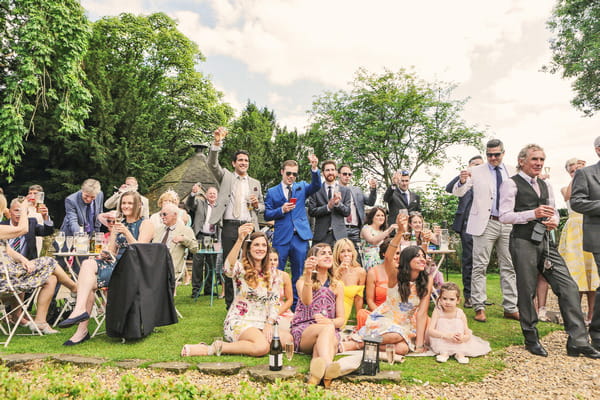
[58,312,90,328]
[63,333,90,346]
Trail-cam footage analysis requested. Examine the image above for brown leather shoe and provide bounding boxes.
[474,309,487,322]
[503,311,520,321]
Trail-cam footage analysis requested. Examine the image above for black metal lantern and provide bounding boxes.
[357,333,383,375]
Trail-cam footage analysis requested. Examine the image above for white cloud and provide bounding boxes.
[81,0,146,18]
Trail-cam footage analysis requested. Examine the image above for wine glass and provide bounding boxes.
[385,344,396,373]
[241,221,253,242]
[203,236,212,251]
[213,337,223,364]
[284,342,294,369]
[55,232,65,252]
[543,166,551,179]
[65,236,74,252]
[114,211,124,225]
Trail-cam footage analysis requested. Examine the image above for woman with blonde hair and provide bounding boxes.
[290,242,345,385]
[558,157,599,324]
[149,190,190,229]
[333,238,366,326]
[181,224,287,356]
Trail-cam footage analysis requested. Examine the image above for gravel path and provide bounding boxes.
[8,330,600,400]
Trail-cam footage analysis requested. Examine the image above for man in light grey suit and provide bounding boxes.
[571,135,600,350]
[308,160,351,246]
[453,139,519,323]
[186,185,219,298]
[207,127,264,309]
[337,165,377,249]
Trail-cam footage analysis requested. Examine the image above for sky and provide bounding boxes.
[81,0,600,206]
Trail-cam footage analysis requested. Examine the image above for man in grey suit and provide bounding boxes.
[186,185,219,298]
[308,160,351,246]
[337,165,377,249]
[500,143,600,358]
[207,127,264,309]
[571,135,600,350]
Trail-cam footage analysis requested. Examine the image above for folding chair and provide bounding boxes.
[90,287,107,338]
[0,263,43,347]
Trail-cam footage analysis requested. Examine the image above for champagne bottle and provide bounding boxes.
[269,322,282,371]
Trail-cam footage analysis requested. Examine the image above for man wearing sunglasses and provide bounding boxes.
[338,165,377,249]
[453,139,519,323]
[384,170,421,226]
[265,155,321,310]
[207,127,264,310]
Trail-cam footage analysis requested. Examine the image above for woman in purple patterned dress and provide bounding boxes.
[290,243,345,385]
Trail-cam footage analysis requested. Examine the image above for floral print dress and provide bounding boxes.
[360,282,420,351]
[222,260,280,342]
[0,239,57,293]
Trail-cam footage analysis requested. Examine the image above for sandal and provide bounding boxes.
[28,322,59,335]
[180,342,213,357]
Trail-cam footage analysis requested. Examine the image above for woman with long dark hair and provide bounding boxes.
[360,213,433,355]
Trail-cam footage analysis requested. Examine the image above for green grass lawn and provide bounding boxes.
[1,273,563,385]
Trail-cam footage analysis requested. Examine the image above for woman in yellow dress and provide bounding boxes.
[333,238,366,327]
[558,158,599,324]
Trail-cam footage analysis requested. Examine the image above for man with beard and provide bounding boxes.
[308,160,351,247]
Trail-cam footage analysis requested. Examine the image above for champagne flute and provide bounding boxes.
[385,344,396,373]
[213,337,223,364]
[284,342,294,369]
[543,166,551,179]
[65,236,74,252]
[114,211,124,224]
[54,232,65,252]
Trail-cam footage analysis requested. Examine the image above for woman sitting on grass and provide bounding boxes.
[182,224,290,357]
[333,238,366,327]
[290,243,345,385]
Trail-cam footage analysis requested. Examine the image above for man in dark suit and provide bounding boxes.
[60,179,104,236]
[265,156,321,308]
[383,170,421,226]
[445,155,483,307]
[2,198,54,259]
[186,185,219,298]
[499,143,600,358]
[308,160,351,247]
[338,165,377,249]
[571,135,600,350]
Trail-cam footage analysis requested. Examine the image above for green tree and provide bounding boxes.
[0,0,91,180]
[546,0,600,116]
[222,102,303,189]
[307,68,484,185]
[5,13,232,207]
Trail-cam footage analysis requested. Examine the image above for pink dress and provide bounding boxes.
[429,309,491,357]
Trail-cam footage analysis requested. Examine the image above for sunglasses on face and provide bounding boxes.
[285,171,299,177]
[106,219,115,223]
[486,152,503,158]
[160,212,170,217]
[341,172,353,176]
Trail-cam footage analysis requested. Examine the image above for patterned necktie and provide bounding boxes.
[12,236,22,253]
[286,185,292,200]
[402,191,409,206]
[495,166,503,212]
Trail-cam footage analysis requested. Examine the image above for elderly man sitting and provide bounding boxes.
[153,203,198,284]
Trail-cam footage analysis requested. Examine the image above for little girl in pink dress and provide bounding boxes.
[428,282,490,363]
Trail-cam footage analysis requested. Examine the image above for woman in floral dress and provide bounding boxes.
[182,223,285,357]
[360,207,396,270]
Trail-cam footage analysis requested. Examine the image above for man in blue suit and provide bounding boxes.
[60,179,104,236]
[445,155,483,308]
[265,155,321,309]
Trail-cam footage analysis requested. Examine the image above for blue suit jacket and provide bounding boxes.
[264,170,321,246]
[59,190,104,236]
[445,175,473,234]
